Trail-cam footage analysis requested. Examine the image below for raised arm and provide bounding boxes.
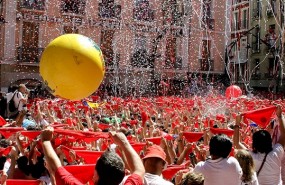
[41,127,62,174]
[233,114,247,150]
[110,132,145,179]
[276,105,285,147]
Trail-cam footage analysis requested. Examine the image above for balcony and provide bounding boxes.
[239,19,248,29]
[199,59,214,71]
[264,73,274,79]
[251,73,261,80]
[202,18,215,30]
[133,8,155,22]
[17,46,44,63]
[19,0,46,11]
[98,3,121,19]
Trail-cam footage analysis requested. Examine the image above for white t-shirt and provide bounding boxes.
[13,91,25,111]
[193,156,242,185]
[251,143,284,185]
[241,172,259,185]
[144,173,174,185]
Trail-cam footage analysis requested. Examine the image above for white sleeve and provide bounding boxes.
[273,143,284,161]
[193,161,205,175]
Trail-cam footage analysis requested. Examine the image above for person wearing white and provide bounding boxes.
[13,84,28,112]
[193,134,242,185]
[234,105,285,185]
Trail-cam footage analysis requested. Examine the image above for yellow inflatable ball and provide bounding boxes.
[40,34,105,100]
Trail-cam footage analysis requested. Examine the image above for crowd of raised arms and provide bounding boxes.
[0,84,284,185]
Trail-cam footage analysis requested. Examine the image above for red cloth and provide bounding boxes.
[131,143,146,153]
[141,112,148,127]
[55,166,84,185]
[98,124,112,130]
[6,180,42,185]
[162,166,186,180]
[21,131,41,140]
[145,137,161,145]
[0,127,24,138]
[0,146,12,156]
[124,174,143,185]
[61,146,74,164]
[130,120,138,126]
[242,106,276,128]
[64,164,95,184]
[0,116,6,126]
[183,132,203,142]
[74,150,103,164]
[210,128,234,137]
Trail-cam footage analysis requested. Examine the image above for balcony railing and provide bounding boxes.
[17,46,44,63]
[19,0,46,11]
[264,73,274,79]
[251,73,261,80]
[202,18,215,30]
[98,3,121,19]
[199,59,214,71]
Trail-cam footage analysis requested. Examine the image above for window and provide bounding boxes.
[254,59,260,75]
[101,30,116,67]
[267,0,276,16]
[200,40,213,71]
[242,9,248,29]
[162,0,183,26]
[133,0,154,21]
[63,26,78,34]
[19,22,40,63]
[202,0,214,30]
[165,36,176,69]
[0,0,3,15]
[131,34,150,67]
[265,24,276,50]
[253,0,262,18]
[61,0,86,15]
[268,58,277,77]
[99,0,121,19]
[233,12,238,31]
[20,0,46,10]
[252,26,260,53]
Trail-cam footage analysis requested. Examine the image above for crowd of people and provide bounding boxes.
[0,83,284,185]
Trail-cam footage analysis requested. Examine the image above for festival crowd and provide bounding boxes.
[0,84,284,185]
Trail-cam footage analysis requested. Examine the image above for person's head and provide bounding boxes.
[209,134,232,158]
[18,84,27,93]
[235,149,254,183]
[94,151,125,185]
[180,172,204,185]
[142,145,166,175]
[252,130,273,154]
[17,156,30,176]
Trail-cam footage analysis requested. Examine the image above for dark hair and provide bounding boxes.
[252,130,273,154]
[209,134,232,158]
[95,151,125,185]
[0,156,6,170]
[17,156,31,176]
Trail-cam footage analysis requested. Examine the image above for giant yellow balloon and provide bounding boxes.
[40,34,105,100]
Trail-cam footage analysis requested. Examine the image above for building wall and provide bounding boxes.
[0,0,228,95]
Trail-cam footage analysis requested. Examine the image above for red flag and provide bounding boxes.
[74,150,104,164]
[0,116,6,126]
[210,128,234,137]
[242,106,276,128]
[98,124,112,130]
[162,166,186,180]
[0,146,12,156]
[21,131,41,140]
[183,132,203,143]
[6,180,41,185]
[0,127,24,138]
[145,137,161,145]
[64,164,95,184]
[131,143,146,153]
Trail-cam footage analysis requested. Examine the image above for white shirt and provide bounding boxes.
[193,156,242,185]
[13,91,25,111]
[241,172,259,185]
[251,143,284,185]
[144,173,174,185]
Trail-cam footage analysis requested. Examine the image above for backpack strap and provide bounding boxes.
[257,153,268,176]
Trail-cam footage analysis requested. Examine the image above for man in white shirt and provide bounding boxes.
[193,134,242,185]
[142,145,173,185]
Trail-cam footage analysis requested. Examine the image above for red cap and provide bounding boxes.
[142,145,166,162]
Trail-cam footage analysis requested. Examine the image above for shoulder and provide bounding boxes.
[124,174,144,185]
[269,143,284,160]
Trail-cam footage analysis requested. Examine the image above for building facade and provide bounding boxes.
[0,0,229,96]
